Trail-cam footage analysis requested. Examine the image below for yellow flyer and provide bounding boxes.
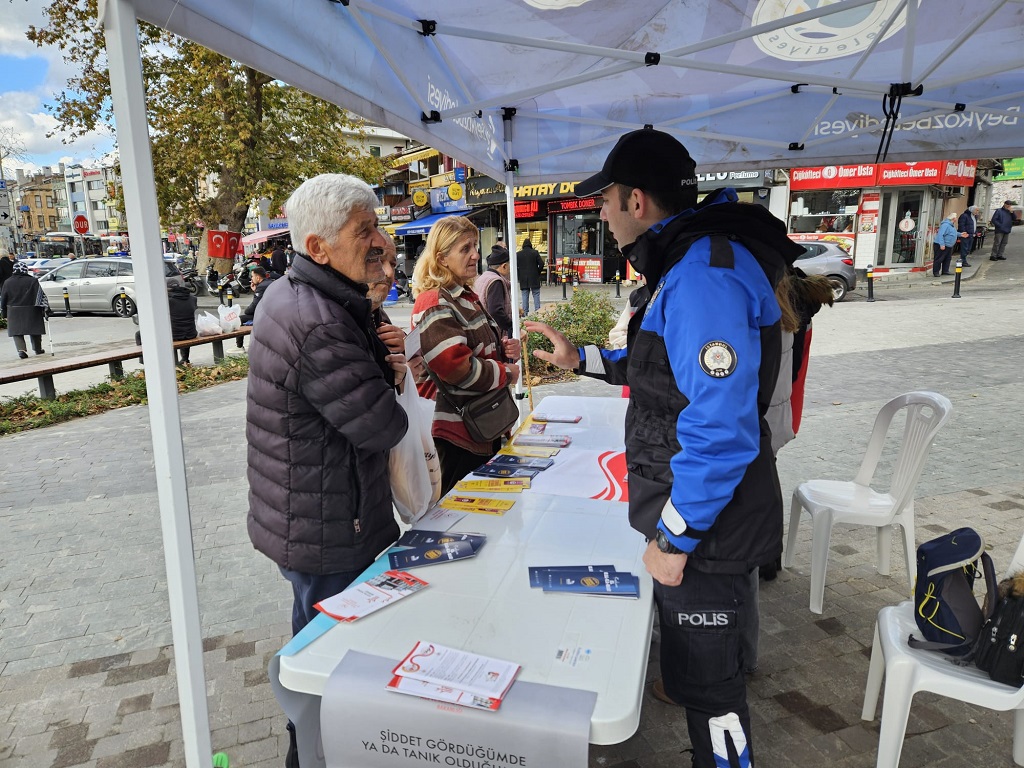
[440,496,517,515]
[499,445,560,458]
[454,478,530,493]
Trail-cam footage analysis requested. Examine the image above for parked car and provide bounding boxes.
[790,240,857,302]
[15,257,52,274]
[29,257,73,277]
[38,257,184,317]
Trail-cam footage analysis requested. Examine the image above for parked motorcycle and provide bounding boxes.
[180,266,201,296]
[206,263,250,304]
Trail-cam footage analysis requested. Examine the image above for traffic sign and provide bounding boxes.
[73,214,90,234]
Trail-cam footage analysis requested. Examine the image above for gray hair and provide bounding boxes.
[286,174,379,255]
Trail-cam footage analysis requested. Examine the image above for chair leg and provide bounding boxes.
[783,490,803,569]
[877,524,892,576]
[862,622,884,722]
[1014,708,1024,766]
[874,662,915,768]
[809,508,834,614]
[898,518,916,596]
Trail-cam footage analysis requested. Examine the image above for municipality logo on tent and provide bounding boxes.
[752,0,906,61]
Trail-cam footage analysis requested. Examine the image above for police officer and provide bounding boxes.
[525,128,800,768]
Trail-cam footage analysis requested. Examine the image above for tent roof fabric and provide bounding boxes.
[393,211,471,237]
[132,0,1024,182]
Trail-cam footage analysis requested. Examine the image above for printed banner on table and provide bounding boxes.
[528,449,628,502]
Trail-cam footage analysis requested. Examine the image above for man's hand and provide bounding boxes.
[522,320,579,370]
[642,540,687,587]
[377,323,406,355]
[505,363,521,384]
[502,337,521,362]
[386,353,408,389]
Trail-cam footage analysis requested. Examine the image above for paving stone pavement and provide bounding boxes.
[2,251,1023,767]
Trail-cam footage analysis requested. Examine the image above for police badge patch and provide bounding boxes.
[699,341,737,378]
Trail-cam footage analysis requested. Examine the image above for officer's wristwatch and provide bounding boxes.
[655,529,684,555]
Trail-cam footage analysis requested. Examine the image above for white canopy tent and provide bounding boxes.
[96,1,1024,765]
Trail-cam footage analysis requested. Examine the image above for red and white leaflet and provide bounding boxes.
[385,675,501,711]
[393,641,521,700]
[314,570,428,622]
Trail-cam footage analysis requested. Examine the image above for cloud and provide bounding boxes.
[0,1,115,172]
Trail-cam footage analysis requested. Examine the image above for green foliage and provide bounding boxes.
[0,356,250,435]
[523,289,616,379]
[28,1,391,235]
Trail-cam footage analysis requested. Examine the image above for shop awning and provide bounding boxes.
[241,228,289,246]
[391,146,439,166]
[393,211,470,237]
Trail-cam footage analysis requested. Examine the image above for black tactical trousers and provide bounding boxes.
[655,566,754,768]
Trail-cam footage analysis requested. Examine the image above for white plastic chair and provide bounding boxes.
[862,532,1024,767]
[783,391,953,614]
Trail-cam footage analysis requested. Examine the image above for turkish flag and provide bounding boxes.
[207,230,241,259]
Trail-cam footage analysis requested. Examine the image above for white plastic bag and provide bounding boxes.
[390,370,441,524]
[196,312,221,337]
[218,304,241,333]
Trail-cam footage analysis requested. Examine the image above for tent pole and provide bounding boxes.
[503,110,525,407]
[101,1,213,767]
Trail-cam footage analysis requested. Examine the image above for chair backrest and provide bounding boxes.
[853,391,953,514]
[1004,530,1024,580]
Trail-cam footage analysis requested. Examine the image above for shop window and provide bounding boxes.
[789,190,860,234]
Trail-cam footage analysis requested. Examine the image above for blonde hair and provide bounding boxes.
[412,216,479,296]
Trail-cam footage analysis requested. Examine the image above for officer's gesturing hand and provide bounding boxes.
[522,320,579,370]
[643,540,687,587]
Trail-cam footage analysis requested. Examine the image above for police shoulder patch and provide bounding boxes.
[699,341,737,378]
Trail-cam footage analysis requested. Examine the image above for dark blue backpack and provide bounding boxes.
[908,527,997,656]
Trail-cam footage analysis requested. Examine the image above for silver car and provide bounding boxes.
[791,240,857,302]
[38,257,184,317]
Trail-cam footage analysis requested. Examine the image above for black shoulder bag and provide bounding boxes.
[423,295,519,443]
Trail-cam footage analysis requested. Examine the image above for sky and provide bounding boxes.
[0,1,116,178]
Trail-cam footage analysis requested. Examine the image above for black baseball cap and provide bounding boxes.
[575,128,698,206]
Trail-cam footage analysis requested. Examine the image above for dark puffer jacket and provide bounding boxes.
[167,285,198,341]
[246,255,408,575]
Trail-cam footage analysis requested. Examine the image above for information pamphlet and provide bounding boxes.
[440,495,517,515]
[514,434,573,448]
[498,445,561,458]
[472,464,540,479]
[528,565,615,588]
[397,530,487,550]
[489,454,555,470]
[454,478,530,493]
[531,413,583,423]
[388,540,477,570]
[314,570,428,622]
[416,506,468,529]
[392,641,521,700]
[384,674,501,711]
[529,566,640,599]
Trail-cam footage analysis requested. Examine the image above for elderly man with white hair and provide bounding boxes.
[246,174,411,766]
[957,205,981,267]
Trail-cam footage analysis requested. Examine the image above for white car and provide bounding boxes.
[38,257,184,317]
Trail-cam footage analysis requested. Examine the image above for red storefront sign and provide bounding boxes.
[514,200,541,219]
[790,164,877,190]
[792,161,977,190]
[547,197,601,213]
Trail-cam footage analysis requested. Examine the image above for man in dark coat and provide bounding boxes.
[270,244,288,277]
[246,174,410,767]
[239,266,274,325]
[477,244,514,338]
[957,206,979,267]
[516,235,544,314]
[0,249,14,291]
[1,261,49,359]
[166,279,198,365]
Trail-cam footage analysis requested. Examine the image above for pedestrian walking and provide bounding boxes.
[525,127,801,768]
[0,260,50,359]
[990,199,1015,261]
[245,173,409,768]
[932,212,959,276]
[0,248,14,292]
[516,235,544,314]
[958,206,979,267]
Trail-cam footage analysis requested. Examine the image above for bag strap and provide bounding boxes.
[420,286,509,414]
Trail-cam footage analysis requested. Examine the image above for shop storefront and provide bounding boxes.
[789,161,977,270]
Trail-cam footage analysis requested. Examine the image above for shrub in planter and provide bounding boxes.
[523,289,616,380]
